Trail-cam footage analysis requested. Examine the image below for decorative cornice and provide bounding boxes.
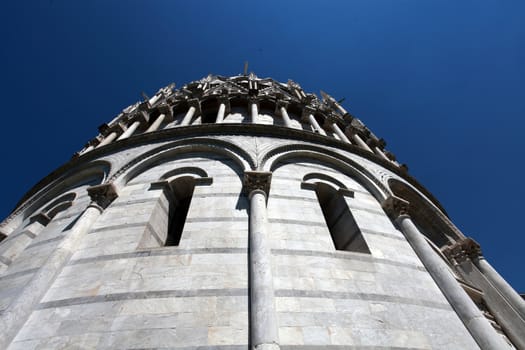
[382,195,410,220]
[243,171,272,198]
[87,183,118,210]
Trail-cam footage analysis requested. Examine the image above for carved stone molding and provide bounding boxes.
[243,171,272,197]
[442,237,482,264]
[87,183,118,210]
[382,195,410,220]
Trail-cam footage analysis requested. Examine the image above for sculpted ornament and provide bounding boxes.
[243,171,272,197]
[442,237,482,264]
[87,183,118,210]
[382,195,410,220]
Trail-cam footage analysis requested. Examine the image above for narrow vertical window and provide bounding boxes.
[315,183,370,254]
[165,177,196,246]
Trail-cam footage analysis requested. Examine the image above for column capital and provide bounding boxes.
[345,125,363,136]
[217,94,230,104]
[157,103,174,122]
[382,195,410,220]
[87,183,118,210]
[301,105,316,119]
[366,137,386,149]
[276,99,290,109]
[442,237,482,263]
[243,171,272,198]
[248,96,261,106]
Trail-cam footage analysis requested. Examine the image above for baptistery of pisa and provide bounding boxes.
[0,74,523,349]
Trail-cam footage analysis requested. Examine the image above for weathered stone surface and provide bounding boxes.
[2,75,520,349]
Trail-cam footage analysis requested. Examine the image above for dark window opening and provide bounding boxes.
[201,99,219,124]
[165,177,196,246]
[315,183,370,254]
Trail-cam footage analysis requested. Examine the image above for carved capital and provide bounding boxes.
[442,238,482,264]
[301,106,316,122]
[276,99,290,109]
[382,195,410,220]
[383,150,396,162]
[243,171,272,198]
[157,103,174,122]
[248,96,261,106]
[367,137,385,149]
[87,183,118,210]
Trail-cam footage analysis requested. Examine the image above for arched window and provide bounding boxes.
[315,183,370,253]
[165,176,196,246]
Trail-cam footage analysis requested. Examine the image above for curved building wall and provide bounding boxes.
[0,132,478,350]
[1,75,522,349]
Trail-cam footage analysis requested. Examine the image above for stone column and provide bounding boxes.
[374,146,391,161]
[180,106,196,126]
[146,113,166,133]
[148,94,161,106]
[473,255,525,321]
[382,196,511,350]
[216,103,226,123]
[330,122,351,143]
[353,134,372,152]
[180,99,200,126]
[243,171,280,350]
[0,213,49,273]
[280,107,292,127]
[250,99,259,124]
[277,102,292,128]
[0,183,118,350]
[345,126,373,152]
[307,114,326,136]
[117,120,141,141]
[79,143,96,155]
[96,131,118,148]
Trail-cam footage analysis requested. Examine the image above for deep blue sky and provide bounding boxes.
[0,1,523,292]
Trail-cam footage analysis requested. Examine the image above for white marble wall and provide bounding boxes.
[0,133,480,350]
